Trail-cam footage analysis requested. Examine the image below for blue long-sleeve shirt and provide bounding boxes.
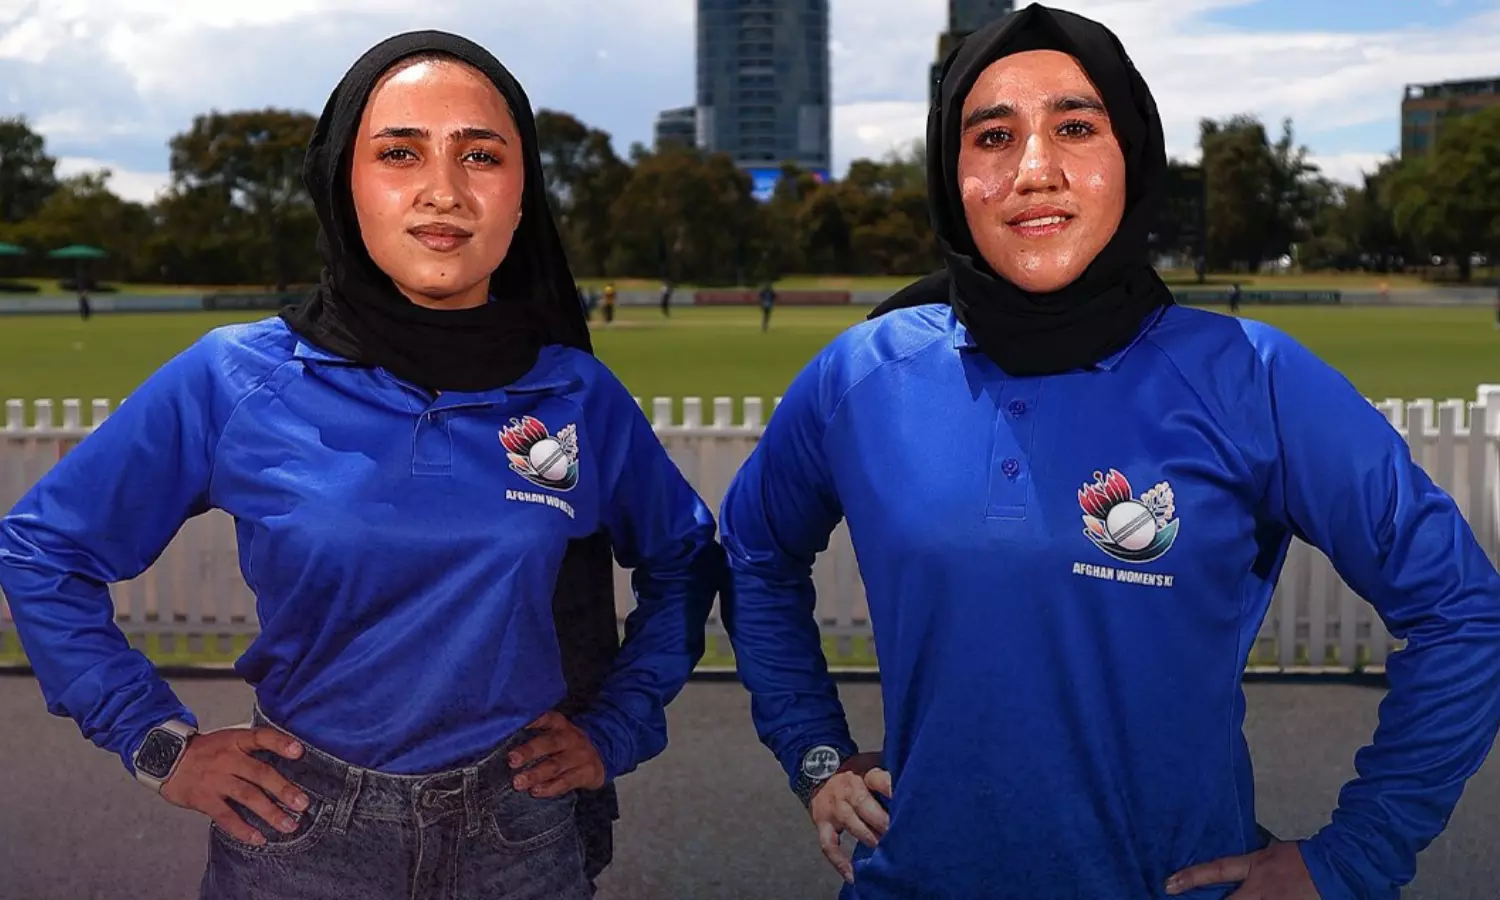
[718,302,1500,900]
[0,317,720,779]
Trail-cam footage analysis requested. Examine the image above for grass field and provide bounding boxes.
[4,270,1470,295]
[2,303,1498,407]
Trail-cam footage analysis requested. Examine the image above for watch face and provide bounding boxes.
[136,729,187,779]
[801,745,843,781]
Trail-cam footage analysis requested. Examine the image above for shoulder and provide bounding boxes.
[189,316,300,396]
[808,303,955,410]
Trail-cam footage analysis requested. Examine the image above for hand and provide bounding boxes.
[159,726,310,847]
[507,710,606,798]
[809,752,892,884]
[1166,839,1321,899]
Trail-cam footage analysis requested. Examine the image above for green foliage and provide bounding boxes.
[0,102,1496,286]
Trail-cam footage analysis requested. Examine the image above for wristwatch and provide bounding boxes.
[131,718,198,793]
[792,744,852,808]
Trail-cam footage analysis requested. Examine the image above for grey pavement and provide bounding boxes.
[1,676,1496,900]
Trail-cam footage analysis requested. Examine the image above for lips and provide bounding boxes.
[1006,206,1075,237]
[408,224,473,252]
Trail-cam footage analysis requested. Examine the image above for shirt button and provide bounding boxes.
[1002,457,1021,479]
[1008,400,1028,417]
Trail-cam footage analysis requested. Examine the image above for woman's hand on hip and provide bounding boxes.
[809,752,891,884]
[507,710,606,798]
[160,726,310,847]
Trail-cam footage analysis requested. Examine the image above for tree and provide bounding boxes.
[606,147,760,284]
[9,170,154,282]
[0,116,59,224]
[535,111,631,277]
[1199,115,1319,271]
[1385,105,1500,281]
[165,108,320,288]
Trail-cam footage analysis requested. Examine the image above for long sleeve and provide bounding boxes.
[0,340,227,773]
[717,352,857,790]
[1250,329,1500,899]
[572,371,722,781]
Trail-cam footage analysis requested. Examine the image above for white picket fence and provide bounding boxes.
[4,388,1500,673]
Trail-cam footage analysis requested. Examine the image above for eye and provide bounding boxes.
[1058,119,1098,139]
[975,127,1012,149]
[465,149,502,166]
[377,146,416,163]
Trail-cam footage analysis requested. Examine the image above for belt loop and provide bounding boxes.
[463,768,481,838]
[331,767,363,834]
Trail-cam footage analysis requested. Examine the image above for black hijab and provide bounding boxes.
[280,30,590,392]
[870,3,1173,376]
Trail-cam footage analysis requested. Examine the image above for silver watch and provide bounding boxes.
[131,718,198,792]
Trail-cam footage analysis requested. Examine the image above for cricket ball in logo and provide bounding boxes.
[1078,468,1179,564]
[500,416,580,491]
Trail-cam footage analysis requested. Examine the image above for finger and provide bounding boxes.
[835,798,882,848]
[513,753,571,791]
[509,732,569,768]
[247,726,304,760]
[817,820,854,884]
[525,710,566,731]
[237,756,311,814]
[1167,855,1254,894]
[527,764,593,798]
[847,787,890,837]
[204,798,266,847]
[224,778,300,835]
[864,768,892,799]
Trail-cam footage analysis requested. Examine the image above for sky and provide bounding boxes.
[1,0,1498,205]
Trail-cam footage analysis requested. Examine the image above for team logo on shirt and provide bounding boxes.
[1078,468,1179,564]
[499,416,580,492]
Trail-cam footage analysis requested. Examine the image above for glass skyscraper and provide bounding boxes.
[949,0,1015,35]
[932,0,1015,104]
[696,0,831,198]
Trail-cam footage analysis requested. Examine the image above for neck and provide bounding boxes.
[397,282,489,311]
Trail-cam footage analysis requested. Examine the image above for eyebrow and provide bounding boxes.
[961,95,1107,130]
[370,126,509,144]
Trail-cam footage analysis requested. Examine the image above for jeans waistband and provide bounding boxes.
[249,704,536,829]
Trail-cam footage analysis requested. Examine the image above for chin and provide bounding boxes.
[1001,267,1084,294]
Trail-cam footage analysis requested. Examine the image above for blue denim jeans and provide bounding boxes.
[198,706,594,900]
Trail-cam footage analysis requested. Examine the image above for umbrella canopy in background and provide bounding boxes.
[0,242,27,257]
[46,244,108,260]
[46,244,109,293]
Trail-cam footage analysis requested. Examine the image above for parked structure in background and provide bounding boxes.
[931,0,1016,105]
[1401,76,1500,157]
[696,0,831,200]
[653,106,698,151]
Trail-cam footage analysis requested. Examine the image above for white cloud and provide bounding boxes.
[1307,152,1389,188]
[2,0,1499,193]
[54,156,171,204]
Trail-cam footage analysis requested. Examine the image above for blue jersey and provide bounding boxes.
[718,303,1500,900]
[0,318,721,779]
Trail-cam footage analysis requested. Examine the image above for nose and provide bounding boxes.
[419,158,466,212]
[1013,133,1061,194]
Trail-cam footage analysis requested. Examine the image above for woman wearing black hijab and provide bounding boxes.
[0,31,721,899]
[718,5,1500,899]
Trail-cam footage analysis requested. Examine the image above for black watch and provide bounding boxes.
[131,719,198,793]
[792,744,852,808]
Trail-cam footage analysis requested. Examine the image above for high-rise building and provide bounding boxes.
[654,107,698,151]
[931,0,1015,105]
[1400,77,1500,157]
[950,0,1016,34]
[696,0,831,199]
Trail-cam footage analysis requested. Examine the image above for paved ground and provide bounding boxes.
[1,676,1496,900]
